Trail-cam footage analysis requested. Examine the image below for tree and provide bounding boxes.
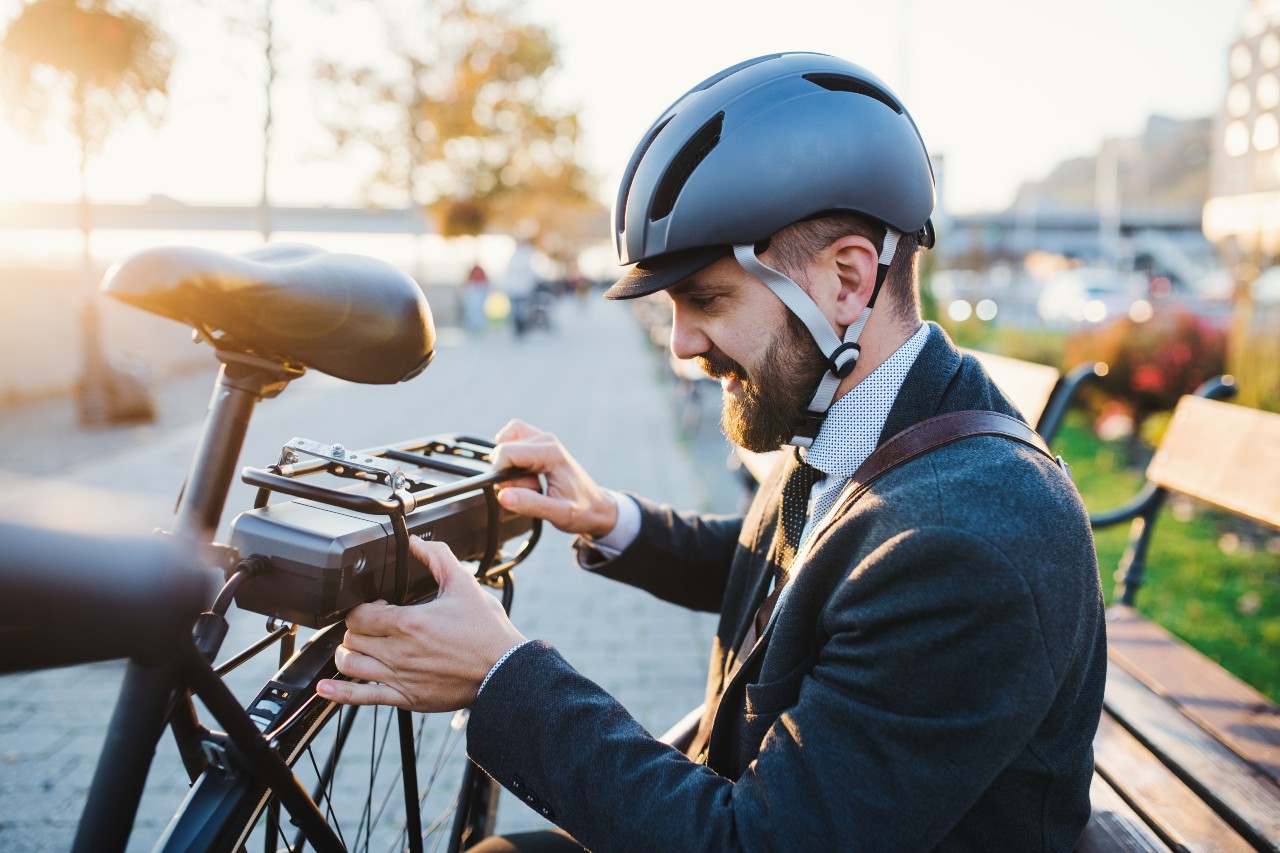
[1,0,171,422]
[318,0,600,259]
[2,0,171,251]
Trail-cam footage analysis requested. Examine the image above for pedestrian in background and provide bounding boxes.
[462,263,489,335]
[500,239,540,338]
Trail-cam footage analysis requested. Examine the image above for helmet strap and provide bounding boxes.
[731,227,900,448]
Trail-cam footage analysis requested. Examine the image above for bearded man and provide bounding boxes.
[320,52,1106,852]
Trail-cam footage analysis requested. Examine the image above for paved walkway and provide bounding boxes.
[0,292,743,849]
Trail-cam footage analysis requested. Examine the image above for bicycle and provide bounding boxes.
[0,242,543,853]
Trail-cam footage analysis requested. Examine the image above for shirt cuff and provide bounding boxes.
[574,490,641,564]
[476,639,534,697]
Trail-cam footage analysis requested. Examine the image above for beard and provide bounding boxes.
[697,312,829,453]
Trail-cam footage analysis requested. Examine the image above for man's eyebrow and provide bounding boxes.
[667,278,699,297]
[669,277,728,298]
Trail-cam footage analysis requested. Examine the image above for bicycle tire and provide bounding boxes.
[156,621,495,853]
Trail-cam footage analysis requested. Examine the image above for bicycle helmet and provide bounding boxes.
[605,51,937,446]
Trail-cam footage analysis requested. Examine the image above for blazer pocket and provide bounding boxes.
[743,653,818,721]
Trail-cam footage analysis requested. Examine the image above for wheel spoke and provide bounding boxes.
[160,627,493,852]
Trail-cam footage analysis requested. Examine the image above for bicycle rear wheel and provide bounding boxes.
[157,620,495,853]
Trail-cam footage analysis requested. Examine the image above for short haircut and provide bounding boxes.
[767,213,921,326]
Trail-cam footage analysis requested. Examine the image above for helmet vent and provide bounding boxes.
[618,116,672,234]
[649,112,724,221]
[803,73,902,114]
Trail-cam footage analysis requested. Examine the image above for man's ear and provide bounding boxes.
[828,235,880,326]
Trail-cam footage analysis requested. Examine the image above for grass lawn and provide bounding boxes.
[1054,413,1280,703]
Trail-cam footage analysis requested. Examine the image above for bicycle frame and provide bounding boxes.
[73,351,348,852]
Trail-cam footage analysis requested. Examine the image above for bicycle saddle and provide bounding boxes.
[102,243,436,384]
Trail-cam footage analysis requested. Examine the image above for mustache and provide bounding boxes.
[696,350,748,383]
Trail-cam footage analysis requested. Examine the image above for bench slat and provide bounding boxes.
[962,348,1061,427]
[1094,713,1254,851]
[1145,396,1280,529]
[1107,605,1280,787]
[1079,773,1172,852]
[1105,663,1280,851]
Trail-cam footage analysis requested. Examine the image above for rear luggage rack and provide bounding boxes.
[231,433,540,628]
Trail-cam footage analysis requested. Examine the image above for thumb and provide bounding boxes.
[409,539,469,592]
[497,486,566,526]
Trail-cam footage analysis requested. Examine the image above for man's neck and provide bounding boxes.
[830,313,922,403]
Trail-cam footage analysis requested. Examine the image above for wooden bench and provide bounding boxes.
[963,349,1105,445]
[1080,391,1280,851]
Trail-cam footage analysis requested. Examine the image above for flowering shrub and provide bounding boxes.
[1065,309,1227,426]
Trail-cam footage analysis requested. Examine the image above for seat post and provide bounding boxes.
[173,351,303,541]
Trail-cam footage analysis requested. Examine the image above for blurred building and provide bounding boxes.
[1204,0,1280,269]
[1203,1,1280,414]
[1015,116,1211,212]
[942,115,1213,285]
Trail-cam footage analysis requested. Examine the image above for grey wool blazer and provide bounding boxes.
[468,323,1107,852]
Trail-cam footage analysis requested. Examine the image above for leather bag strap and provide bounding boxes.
[842,409,1052,508]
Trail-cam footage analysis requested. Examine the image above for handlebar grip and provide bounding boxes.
[0,521,219,674]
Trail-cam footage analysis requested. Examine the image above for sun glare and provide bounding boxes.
[0,128,80,203]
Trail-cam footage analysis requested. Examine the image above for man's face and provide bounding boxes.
[667,257,827,453]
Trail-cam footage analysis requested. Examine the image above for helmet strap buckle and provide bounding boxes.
[791,409,827,446]
[827,341,861,378]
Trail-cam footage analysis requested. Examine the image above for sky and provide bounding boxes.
[0,0,1254,217]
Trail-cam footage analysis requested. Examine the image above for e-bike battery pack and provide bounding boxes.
[229,446,532,628]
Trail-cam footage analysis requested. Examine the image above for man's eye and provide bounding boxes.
[690,295,719,310]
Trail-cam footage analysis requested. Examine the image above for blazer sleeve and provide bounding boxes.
[581,493,743,614]
[466,524,1074,852]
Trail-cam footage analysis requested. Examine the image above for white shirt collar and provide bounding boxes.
[803,322,931,479]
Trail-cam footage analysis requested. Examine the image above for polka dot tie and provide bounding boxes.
[749,450,825,641]
[775,448,825,579]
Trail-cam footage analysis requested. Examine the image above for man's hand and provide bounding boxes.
[317,538,526,712]
[491,419,618,538]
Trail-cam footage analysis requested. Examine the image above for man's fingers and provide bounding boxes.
[340,628,398,663]
[494,419,542,444]
[490,438,562,474]
[317,678,407,708]
[335,645,397,684]
[343,600,397,636]
[496,473,542,494]
[409,538,469,590]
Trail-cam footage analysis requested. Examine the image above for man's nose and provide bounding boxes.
[668,302,709,361]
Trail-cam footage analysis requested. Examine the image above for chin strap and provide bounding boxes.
[732,228,900,447]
